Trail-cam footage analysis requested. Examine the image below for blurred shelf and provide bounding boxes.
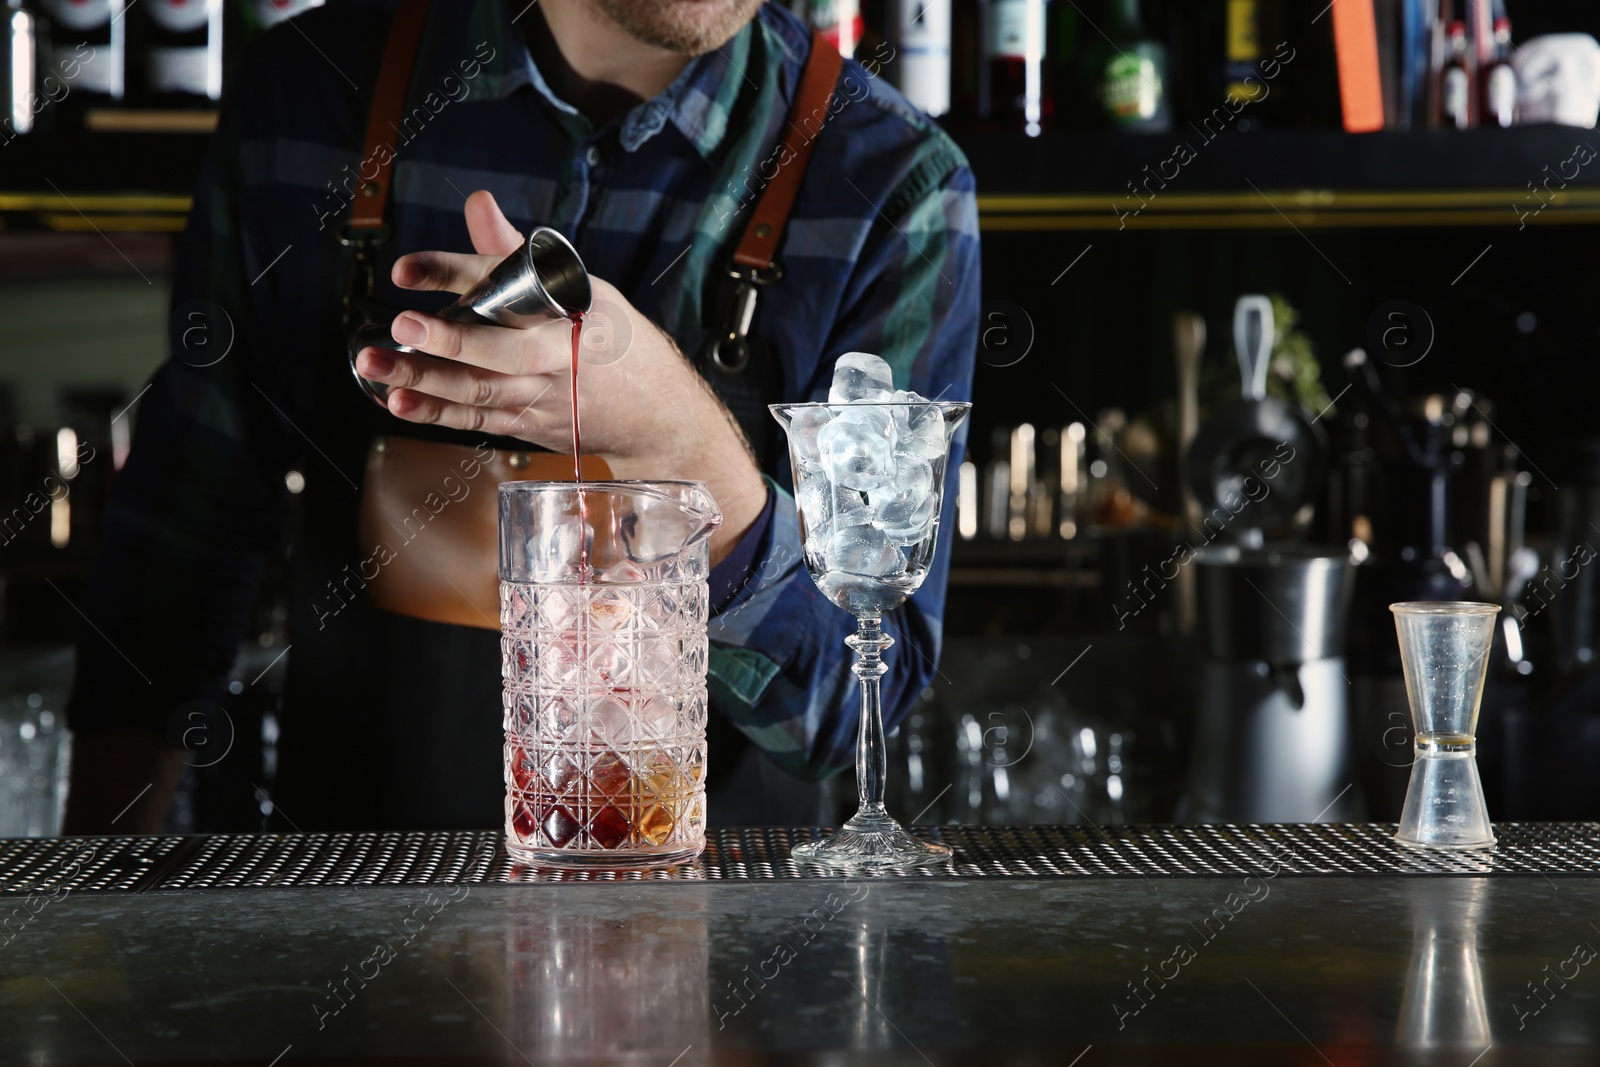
[5,124,1597,234]
[947,528,1162,588]
[962,126,1600,230]
[978,187,1600,231]
[84,109,218,134]
[0,193,191,233]
[0,123,209,232]
[947,566,1100,588]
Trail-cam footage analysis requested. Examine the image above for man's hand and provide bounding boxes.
[354,190,768,561]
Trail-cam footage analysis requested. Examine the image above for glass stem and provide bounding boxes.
[847,614,894,822]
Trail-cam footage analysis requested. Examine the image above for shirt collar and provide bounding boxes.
[656,22,753,159]
[422,0,758,159]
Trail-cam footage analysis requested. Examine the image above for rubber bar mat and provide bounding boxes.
[2,823,1597,891]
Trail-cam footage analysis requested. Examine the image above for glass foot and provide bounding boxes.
[506,841,705,869]
[793,813,952,870]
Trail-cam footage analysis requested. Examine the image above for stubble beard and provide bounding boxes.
[591,0,765,56]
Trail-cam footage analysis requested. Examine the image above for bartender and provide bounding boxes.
[62,0,978,833]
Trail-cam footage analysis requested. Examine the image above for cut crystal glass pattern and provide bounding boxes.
[501,579,709,860]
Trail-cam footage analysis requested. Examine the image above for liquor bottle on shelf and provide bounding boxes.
[978,0,1051,137]
[3,0,42,136]
[1222,0,1262,105]
[1090,0,1168,133]
[1007,422,1034,542]
[1058,422,1085,540]
[1481,17,1515,128]
[956,459,979,539]
[38,0,125,109]
[138,0,222,105]
[791,0,861,58]
[1439,19,1472,129]
[1219,0,1277,131]
[886,0,950,117]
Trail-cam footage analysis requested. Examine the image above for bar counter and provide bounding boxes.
[4,824,1599,1065]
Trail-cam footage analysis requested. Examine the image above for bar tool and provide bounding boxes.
[1187,295,1327,548]
[498,480,721,866]
[1180,544,1358,823]
[348,226,592,408]
[1392,601,1499,850]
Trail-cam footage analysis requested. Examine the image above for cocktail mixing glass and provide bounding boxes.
[1391,602,1500,850]
[499,481,721,866]
[771,400,970,869]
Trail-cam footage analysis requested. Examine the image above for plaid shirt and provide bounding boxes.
[67,0,979,782]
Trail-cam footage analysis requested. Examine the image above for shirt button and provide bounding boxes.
[585,145,602,167]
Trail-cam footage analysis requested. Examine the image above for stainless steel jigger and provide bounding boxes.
[347,226,593,408]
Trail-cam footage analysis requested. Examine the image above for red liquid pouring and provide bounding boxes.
[569,310,585,483]
[569,310,588,577]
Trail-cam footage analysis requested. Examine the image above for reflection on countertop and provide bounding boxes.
[3,875,1599,1063]
[1398,878,1491,1049]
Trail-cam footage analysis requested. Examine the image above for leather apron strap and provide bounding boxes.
[732,31,844,275]
[699,31,844,465]
[337,0,432,335]
[348,0,432,234]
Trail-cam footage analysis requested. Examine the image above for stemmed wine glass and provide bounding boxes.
[771,399,970,869]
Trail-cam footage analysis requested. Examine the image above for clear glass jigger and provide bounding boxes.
[772,400,971,869]
[1391,602,1500,850]
[499,481,721,866]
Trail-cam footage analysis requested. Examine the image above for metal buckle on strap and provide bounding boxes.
[339,222,395,340]
[335,222,393,248]
[727,261,784,287]
[707,261,782,374]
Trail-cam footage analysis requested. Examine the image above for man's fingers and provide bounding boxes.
[463,190,524,257]
[391,191,523,292]
[386,388,548,440]
[391,250,501,294]
[386,311,569,374]
[358,347,555,410]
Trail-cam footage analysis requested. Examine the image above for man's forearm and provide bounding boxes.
[63,732,188,835]
[688,402,771,567]
[605,338,769,565]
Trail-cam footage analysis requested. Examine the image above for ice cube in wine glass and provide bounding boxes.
[787,404,834,466]
[892,389,946,460]
[798,478,869,548]
[824,522,907,580]
[829,351,896,403]
[870,452,938,544]
[797,477,836,537]
[818,406,897,493]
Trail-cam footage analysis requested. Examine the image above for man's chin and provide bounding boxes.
[594,0,765,56]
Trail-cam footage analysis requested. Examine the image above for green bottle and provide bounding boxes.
[1098,0,1168,132]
